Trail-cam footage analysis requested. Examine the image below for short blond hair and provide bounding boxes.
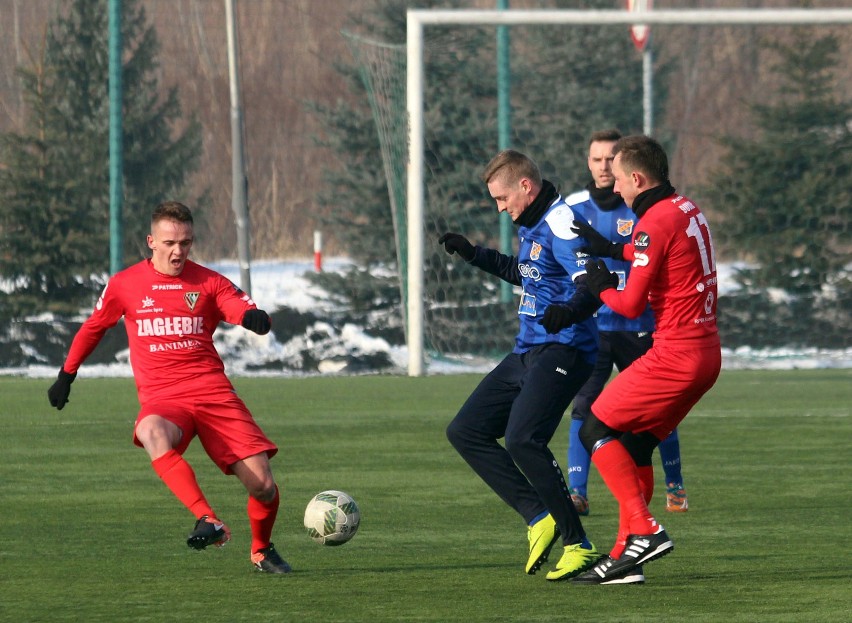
[481,149,542,187]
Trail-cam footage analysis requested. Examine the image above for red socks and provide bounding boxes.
[153,449,280,553]
[248,485,280,553]
[151,449,214,519]
[591,440,658,546]
[637,464,655,506]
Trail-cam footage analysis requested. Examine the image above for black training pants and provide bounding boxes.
[446,343,593,545]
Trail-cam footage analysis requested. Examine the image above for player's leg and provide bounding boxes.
[500,345,601,580]
[446,353,546,521]
[135,408,228,549]
[231,452,290,574]
[194,392,286,572]
[574,412,672,584]
[503,345,592,544]
[615,431,660,554]
[574,343,721,583]
[609,331,690,512]
[446,353,558,575]
[658,428,688,512]
[567,333,614,514]
[574,431,657,586]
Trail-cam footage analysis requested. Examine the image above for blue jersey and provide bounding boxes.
[471,194,598,358]
[565,190,655,333]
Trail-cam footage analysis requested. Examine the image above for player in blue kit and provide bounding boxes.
[441,149,603,581]
[564,130,688,520]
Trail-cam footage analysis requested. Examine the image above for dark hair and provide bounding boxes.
[613,135,669,183]
[152,201,193,225]
[481,149,542,186]
[589,128,622,145]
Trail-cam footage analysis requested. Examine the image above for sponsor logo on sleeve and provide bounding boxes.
[634,231,650,249]
[632,231,651,268]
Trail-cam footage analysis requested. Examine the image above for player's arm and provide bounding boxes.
[599,266,652,319]
[438,232,521,285]
[48,289,120,410]
[538,274,602,334]
[538,223,602,334]
[216,275,272,335]
[571,219,625,260]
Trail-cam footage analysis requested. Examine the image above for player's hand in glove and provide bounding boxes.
[585,259,620,298]
[241,309,272,335]
[538,304,578,334]
[438,232,475,261]
[47,369,77,410]
[571,219,624,261]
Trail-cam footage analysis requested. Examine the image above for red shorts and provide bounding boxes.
[591,337,721,440]
[134,388,278,474]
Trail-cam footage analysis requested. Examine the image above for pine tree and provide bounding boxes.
[0,0,202,317]
[705,30,851,294]
[703,30,852,347]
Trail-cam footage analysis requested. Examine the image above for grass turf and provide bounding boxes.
[1,369,850,622]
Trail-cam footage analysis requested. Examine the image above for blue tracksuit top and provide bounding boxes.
[470,193,599,359]
[565,189,655,333]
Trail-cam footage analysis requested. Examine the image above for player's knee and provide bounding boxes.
[243,469,277,501]
[135,415,181,452]
[504,427,541,462]
[446,413,482,450]
[445,418,463,448]
[253,480,278,502]
[571,398,593,421]
[578,414,617,455]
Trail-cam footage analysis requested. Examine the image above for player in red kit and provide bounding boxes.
[569,136,721,585]
[47,201,291,574]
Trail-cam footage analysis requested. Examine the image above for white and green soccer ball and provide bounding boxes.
[303,490,360,546]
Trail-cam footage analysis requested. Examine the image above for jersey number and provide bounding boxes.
[686,213,716,276]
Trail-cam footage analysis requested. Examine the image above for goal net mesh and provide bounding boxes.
[345,21,852,367]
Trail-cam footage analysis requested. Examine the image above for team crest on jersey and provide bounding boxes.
[634,232,651,250]
[616,219,634,237]
[184,292,200,311]
[530,241,542,260]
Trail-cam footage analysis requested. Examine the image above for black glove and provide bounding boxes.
[241,309,271,335]
[438,232,475,261]
[538,304,578,334]
[571,219,624,261]
[585,259,620,298]
[48,369,77,410]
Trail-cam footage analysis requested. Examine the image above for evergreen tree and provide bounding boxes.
[703,30,852,294]
[0,0,202,317]
[513,0,656,191]
[702,30,852,348]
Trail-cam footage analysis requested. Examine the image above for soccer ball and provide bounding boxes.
[303,490,360,546]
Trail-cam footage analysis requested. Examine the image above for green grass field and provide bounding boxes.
[1,370,850,622]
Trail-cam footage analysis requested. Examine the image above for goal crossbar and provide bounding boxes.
[405,8,852,376]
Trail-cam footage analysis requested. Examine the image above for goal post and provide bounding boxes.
[405,7,852,377]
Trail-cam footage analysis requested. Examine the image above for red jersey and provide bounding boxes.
[63,259,258,404]
[600,193,718,343]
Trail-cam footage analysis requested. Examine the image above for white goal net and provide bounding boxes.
[349,7,852,375]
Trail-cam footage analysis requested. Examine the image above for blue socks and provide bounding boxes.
[529,510,550,527]
[658,428,683,484]
[568,418,590,498]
